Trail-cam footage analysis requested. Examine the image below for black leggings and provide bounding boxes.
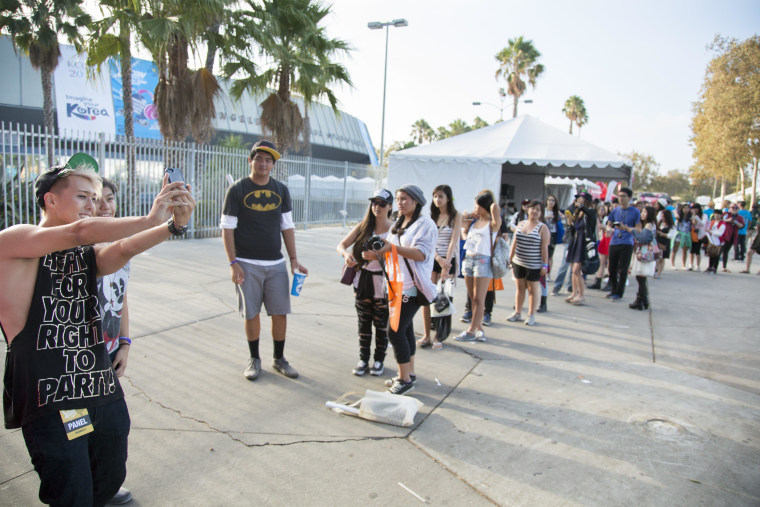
[355,297,389,363]
[388,296,420,364]
[708,253,721,271]
[721,242,732,268]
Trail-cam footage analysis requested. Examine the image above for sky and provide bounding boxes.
[317,0,760,173]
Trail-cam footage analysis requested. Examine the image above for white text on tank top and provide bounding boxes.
[464,223,495,257]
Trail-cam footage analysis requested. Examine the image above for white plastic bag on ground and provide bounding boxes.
[326,389,423,427]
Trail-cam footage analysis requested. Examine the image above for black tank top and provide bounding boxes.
[3,246,123,429]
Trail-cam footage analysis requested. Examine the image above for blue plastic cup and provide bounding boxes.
[291,271,306,296]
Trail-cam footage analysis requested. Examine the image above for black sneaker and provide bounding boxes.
[388,378,414,395]
[369,361,384,376]
[352,360,369,376]
[385,373,416,386]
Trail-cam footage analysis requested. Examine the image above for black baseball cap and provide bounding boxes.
[369,188,393,205]
[575,192,592,201]
[250,140,281,161]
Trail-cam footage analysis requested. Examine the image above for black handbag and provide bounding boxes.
[403,258,432,306]
[340,265,355,285]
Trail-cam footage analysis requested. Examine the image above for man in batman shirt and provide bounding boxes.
[221,140,308,382]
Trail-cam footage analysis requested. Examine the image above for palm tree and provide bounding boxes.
[562,95,586,135]
[410,119,434,145]
[495,36,544,118]
[472,116,490,130]
[141,0,228,144]
[1,0,90,166]
[224,0,352,156]
[448,119,471,137]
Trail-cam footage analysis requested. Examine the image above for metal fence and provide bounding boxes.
[1,122,385,237]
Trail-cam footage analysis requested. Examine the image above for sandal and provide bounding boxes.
[431,341,443,350]
[416,337,431,347]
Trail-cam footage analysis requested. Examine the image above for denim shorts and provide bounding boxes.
[462,254,493,278]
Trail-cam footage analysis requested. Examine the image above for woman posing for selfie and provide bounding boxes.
[337,189,395,377]
[419,185,462,350]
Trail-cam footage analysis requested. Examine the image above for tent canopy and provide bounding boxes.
[388,115,631,210]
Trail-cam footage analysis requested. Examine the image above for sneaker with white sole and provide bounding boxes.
[352,360,368,376]
[454,330,476,342]
[272,357,299,378]
[482,313,492,326]
[369,361,384,376]
[107,487,133,505]
[388,378,414,395]
[475,329,486,342]
[524,314,536,326]
[460,311,472,323]
[243,358,261,381]
[385,373,416,386]
[506,312,523,322]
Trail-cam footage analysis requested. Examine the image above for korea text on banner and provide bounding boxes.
[110,57,161,139]
[54,45,116,136]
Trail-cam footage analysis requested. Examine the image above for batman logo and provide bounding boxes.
[244,190,282,211]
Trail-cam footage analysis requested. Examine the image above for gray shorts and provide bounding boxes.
[235,262,291,319]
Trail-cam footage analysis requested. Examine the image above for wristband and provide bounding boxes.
[119,337,131,346]
[542,264,549,269]
[230,260,238,265]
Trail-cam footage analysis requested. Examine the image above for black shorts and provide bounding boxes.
[690,237,706,255]
[512,263,541,281]
[433,257,457,275]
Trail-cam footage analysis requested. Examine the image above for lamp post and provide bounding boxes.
[368,18,408,169]
[472,99,532,122]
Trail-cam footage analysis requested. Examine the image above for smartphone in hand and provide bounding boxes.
[165,167,186,187]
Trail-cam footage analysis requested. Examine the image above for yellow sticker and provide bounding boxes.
[60,409,94,440]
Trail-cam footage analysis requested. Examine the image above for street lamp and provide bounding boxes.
[368,18,408,168]
[472,99,532,122]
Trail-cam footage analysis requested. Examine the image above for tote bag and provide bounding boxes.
[384,245,403,332]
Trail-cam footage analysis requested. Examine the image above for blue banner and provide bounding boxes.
[110,57,161,139]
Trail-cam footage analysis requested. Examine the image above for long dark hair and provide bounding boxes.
[660,208,675,228]
[545,194,559,220]
[643,205,656,226]
[678,204,690,224]
[430,184,457,227]
[352,201,391,266]
[392,192,423,237]
[690,203,703,219]
[475,189,495,215]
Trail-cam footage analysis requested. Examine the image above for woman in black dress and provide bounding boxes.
[565,192,596,305]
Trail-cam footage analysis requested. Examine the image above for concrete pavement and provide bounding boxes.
[1,227,759,506]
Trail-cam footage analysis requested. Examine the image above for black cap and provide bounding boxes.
[575,192,592,201]
[250,140,281,160]
[369,188,393,205]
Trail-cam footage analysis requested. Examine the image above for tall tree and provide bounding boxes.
[691,35,760,206]
[495,36,544,118]
[448,119,471,137]
[472,116,490,130]
[562,95,588,135]
[410,119,434,145]
[224,0,352,156]
[141,0,228,144]
[1,0,90,165]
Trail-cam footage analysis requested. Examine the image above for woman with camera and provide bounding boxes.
[456,189,502,342]
[337,189,395,377]
[373,185,437,395]
[419,185,462,350]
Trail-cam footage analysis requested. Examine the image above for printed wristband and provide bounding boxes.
[119,337,132,346]
[230,260,238,265]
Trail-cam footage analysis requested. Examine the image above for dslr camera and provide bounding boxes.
[363,235,385,251]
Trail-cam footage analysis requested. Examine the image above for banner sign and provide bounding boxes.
[54,45,116,136]
[110,57,161,139]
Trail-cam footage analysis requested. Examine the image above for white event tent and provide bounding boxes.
[388,115,631,210]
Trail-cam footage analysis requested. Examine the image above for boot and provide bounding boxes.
[587,277,601,290]
[641,293,649,310]
[629,298,644,310]
[536,296,547,313]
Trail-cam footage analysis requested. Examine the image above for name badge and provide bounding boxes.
[60,409,94,440]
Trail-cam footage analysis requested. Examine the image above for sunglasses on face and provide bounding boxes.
[371,200,388,207]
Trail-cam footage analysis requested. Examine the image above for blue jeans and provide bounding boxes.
[553,244,572,291]
[22,398,130,507]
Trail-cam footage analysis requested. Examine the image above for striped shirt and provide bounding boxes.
[436,224,453,257]
[513,221,545,269]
